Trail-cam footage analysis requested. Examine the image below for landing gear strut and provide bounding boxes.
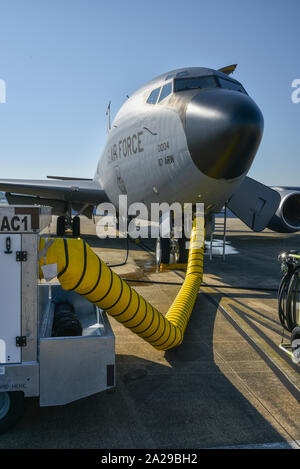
[155,211,190,267]
[156,238,171,266]
[176,237,189,264]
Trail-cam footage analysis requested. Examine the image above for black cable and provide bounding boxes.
[107,236,129,267]
[278,264,300,332]
[124,239,279,291]
[103,235,278,292]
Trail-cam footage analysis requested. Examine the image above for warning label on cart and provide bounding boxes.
[0,214,31,232]
[0,367,5,375]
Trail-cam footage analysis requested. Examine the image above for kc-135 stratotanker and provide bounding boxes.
[0,65,299,263]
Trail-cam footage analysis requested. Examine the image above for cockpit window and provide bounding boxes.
[147,87,161,104]
[176,71,189,78]
[218,77,247,94]
[158,82,172,102]
[174,76,218,92]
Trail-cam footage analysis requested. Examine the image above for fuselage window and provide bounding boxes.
[147,87,161,104]
[158,82,172,102]
[174,76,217,92]
[218,77,247,94]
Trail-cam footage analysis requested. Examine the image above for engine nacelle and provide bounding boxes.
[267,187,300,233]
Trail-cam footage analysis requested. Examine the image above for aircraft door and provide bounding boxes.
[114,165,127,195]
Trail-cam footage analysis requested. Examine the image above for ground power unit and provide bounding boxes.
[0,206,115,433]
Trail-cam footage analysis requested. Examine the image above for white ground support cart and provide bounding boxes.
[0,206,115,433]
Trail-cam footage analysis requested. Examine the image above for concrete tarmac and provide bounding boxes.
[0,216,299,449]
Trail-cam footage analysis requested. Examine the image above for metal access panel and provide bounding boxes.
[0,234,21,364]
[39,286,115,407]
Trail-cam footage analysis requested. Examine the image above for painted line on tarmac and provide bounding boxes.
[136,239,300,391]
[202,285,300,393]
[208,440,300,449]
[133,239,300,446]
[201,285,300,448]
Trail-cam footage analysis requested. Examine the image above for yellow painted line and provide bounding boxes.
[160,263,187,271]
[202,285,300,392]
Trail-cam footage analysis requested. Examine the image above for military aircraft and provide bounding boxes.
[0,65,299,264]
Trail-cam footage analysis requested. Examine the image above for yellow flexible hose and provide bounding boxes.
[39,216,204,351]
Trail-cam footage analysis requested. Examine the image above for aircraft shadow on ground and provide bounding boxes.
[6,275,296,448]
[113,293,292,448]
[22,227,294,448]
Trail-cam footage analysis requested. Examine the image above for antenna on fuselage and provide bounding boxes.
[106,101,111,133]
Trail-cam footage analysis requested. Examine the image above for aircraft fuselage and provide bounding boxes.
[95,67,264,215]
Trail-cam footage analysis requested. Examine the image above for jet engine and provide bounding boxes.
[267,187,300,233]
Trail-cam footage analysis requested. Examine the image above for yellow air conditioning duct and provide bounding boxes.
[39,215,204,351]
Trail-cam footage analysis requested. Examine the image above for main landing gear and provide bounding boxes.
[155,213,191,267]
[56,215,81,237]
[155,236,189,267]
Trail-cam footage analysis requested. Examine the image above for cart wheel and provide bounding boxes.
[0,392,25,434]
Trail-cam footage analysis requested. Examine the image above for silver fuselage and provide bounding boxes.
[95,67,264,215]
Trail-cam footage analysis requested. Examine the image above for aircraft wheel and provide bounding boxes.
[56,216,66,236]
[0,392,25,434]
[177,237,189,264]
[156,237,171,266]
[72,216,80,237]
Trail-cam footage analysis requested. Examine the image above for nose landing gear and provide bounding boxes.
[155,237,171,266]
[155,236,189,267]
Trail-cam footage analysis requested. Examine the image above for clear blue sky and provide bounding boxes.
[0,0,299,185]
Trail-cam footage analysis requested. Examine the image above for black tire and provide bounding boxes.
[56,216,66,236]
[177,237,189,264]
[0,392,25,434]
[291,326,300,364]
[156,237,171,266]
[72,216,80,237]
[291,326,300,350]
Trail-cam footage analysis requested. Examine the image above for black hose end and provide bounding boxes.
[52,302,83,337]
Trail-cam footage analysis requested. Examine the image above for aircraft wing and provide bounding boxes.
[0,178,109,217]
[46,175,93,181]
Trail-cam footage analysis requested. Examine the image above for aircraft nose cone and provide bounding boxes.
[185,89,264,179]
